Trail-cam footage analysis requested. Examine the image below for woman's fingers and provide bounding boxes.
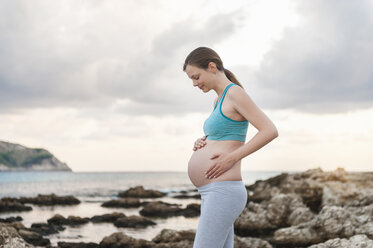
[193,137,207,151]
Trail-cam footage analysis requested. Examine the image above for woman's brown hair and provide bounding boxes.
[183,47,244,88]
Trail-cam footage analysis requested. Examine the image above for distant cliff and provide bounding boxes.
[0,140,72,171]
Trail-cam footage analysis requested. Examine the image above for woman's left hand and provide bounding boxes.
[205,152,236,179]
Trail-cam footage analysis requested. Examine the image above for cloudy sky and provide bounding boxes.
[1,0,372,172]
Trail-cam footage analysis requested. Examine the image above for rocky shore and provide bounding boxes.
[1,167,372,247]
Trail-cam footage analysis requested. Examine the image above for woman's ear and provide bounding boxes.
[208,62,217,73]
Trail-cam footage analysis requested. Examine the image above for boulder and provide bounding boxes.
[118,186,166,198]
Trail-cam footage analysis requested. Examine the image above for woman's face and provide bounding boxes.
[185,64,215,92]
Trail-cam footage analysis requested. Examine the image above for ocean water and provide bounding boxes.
[0,170,283,246]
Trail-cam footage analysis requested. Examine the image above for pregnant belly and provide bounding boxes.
[188,140,244,187]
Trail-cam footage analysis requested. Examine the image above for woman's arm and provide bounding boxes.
[228,86,279,162]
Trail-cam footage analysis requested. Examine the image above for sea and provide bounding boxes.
[0,170,285,246]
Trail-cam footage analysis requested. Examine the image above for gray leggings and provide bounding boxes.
[193,180,247,248]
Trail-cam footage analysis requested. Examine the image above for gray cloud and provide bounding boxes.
[0,0,247,116]
[250,0,373,114]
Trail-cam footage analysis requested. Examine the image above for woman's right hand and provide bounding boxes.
[193,136,207,151]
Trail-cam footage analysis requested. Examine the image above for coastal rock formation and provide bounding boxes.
[235,193,315,236]
[90,212,126,223]
[308,234,373,248]
[18,229,50,246]
[1,167,372,247]
[101,197,142,208]
[90,212,157,228]
[19,194,80,206]
[47,214,90,226]
[0,216,23,223]
[272,204,373,246]
[57,241,99,248]
[0,223,34,248]
[139,200,200,218]
[114,215,156,228]
[118,186,166,198]
[0,140,71,171]
[99,232,155,248]
[0,194,80,210]
[236,167,373,247]
[0,198,32,213]
[29,222,65,236]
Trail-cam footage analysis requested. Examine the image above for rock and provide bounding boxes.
[47,214,89,226]
[19,193,80,206]
[272,222,324,247]
[90,212,126,223]
[57,241,99,248]
[272,204,373,246]
[234,236,274,248]
[7,221,26,231]
[294,181,323,213]
[308,234,373,248]
[47,214,66,225]
[181,203,200,217]
[0,198,32,213]
[172,193,201,199]
[0,216,23,223]
[114,215,156,228]
[29,222,65,235]
[0,223,34,248]
[235,193,315,236]
[118,186,166,198]
[18,229,50,246]
[66,216,90,225]
[101,197,141,208]
[322,182,373,208]
[99,232,154,248]
[139,201,184,218]
[152,228,195,243]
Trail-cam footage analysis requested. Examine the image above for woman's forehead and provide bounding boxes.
[185,65,200,77]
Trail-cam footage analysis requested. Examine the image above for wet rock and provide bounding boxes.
[0,216,23,223]
[99,232,155,248]
[29,222,65,235]
[308,234,373,248]
[47,214,89,226]
[90,212,126,223]
[0,198,32,213]
[101,197,141,208]
[47,214,66,225]
[18,229,50,246]
[118,185,166,198]
[18,193,80,206]
[139,200,192,218]
[0,222,34,248]
[172,193,201,199]
[180,203,200,217]
[114,215,156,228]
[57,241,99,248]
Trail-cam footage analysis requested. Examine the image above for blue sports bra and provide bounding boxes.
[203,83,249,142]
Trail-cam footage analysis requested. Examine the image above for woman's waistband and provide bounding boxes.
[197,180,244,192]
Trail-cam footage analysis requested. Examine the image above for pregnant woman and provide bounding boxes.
[183,47,279,248]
